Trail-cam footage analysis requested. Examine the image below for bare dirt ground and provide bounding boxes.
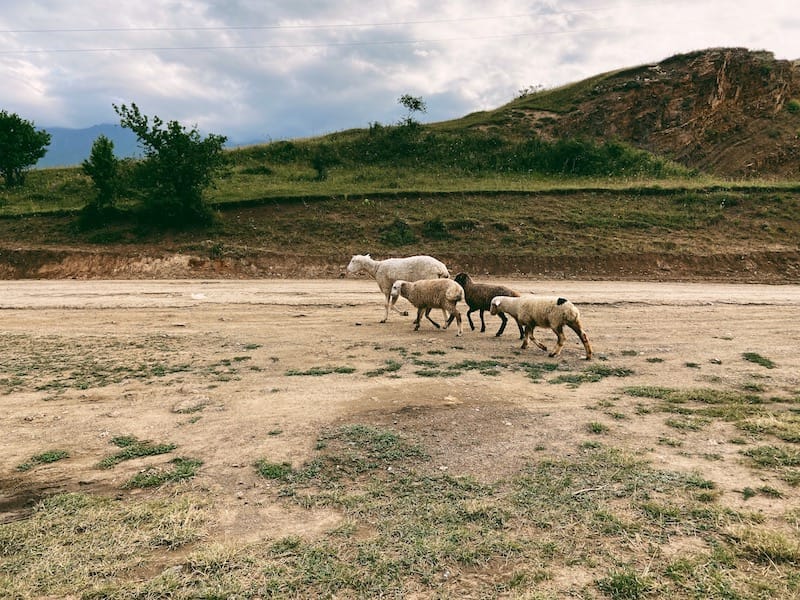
[3,278,799,535]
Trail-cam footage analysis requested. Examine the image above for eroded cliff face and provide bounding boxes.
[547,48,800,178]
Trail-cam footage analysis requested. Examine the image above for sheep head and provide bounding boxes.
[453,272,470,287]
[389,279,406,303]
[346,254,369,274]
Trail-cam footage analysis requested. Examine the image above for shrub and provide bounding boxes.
[114,102,227,227]
[380,218,417,246]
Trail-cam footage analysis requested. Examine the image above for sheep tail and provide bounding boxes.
[446,285,463,303]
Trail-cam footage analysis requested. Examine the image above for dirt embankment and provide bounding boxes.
[1,246,799,283]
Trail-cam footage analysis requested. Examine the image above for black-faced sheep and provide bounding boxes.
[452,272,525,338]
[389,278,464,336]
[490,295,593,359]
[347,254,450,323]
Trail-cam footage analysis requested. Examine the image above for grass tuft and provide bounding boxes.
[742,352,776,369]
[16,449,70,472]
[97,436,177,469]
[285,365,356,376]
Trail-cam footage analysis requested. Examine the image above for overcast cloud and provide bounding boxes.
[1,1,798,144]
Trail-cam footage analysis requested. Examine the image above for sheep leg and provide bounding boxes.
[568,320,593,360]
[515,317,525,340]
[521,324,530,349]
[526,323,548,352]
[494,311,508,337]
[423,308,441,329]
[384,294,409,322]
[549,326,566,358]
[478,309,487,333]
[466,308,477,331]
[452,309,463,336]
[413,308,424,330]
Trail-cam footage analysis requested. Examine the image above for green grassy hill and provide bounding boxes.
[1,47,799,281]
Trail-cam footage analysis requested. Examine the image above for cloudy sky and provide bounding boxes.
[1,1,798,144]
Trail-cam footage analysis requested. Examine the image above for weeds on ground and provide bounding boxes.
[16,450,69,472]
[97,435,177,469]
[5,421,800,597]
[742,352,777,369]
[0,493,207,598]
[0,332,249,393]
[123,457,203,488]
[285,365,357,376]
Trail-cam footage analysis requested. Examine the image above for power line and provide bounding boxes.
[0,25,624,55]
[0,2,665,35]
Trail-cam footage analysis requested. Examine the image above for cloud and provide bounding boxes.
[1,1,797,143]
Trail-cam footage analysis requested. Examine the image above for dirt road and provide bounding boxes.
[2,278,800,538]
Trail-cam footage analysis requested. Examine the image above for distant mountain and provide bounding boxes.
[37,124,260,169]
[37,124,141,168]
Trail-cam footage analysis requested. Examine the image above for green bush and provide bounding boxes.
[380,218,417,246]
[115,103,227,227]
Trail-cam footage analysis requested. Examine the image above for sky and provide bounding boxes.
[1,1,798,145]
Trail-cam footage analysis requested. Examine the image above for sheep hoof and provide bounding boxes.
[402,310,409,316]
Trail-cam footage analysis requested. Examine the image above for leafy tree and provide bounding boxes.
[81,135,120,216]
[114,103,227,226]
[0,110,51,187]
[310,143,339,181]
[398,94,427,128]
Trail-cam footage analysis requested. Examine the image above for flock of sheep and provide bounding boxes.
[347,254,593,360]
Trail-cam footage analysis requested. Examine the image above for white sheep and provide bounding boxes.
[490,295,593,359]
[389,278,464,336]
[347,254,450,322]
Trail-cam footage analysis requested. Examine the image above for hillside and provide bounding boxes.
[446,48,800,179]
[3,48,800,282]
[1,189,799,283]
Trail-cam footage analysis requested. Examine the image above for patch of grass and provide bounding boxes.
[727,526,800,565]
[518,361,560,381]
[255,460,294,480]
[123,457,203,488]
[742,352,777,369]
[5,424,797,597]
[587,421,610,434]
[596,567,652,599]
[414,368,460,378]
[97,436,177,469]
[446,359,507,376]
[16,449,70,472]
[550,364,633,386]
[658,437,683,447]
[364,359,403,377]
[737,413,800,443]
[665,416,711,431]
[743,445,800,468]
[0,332,246,393]
[0,492,207,597]
[285,365,356,376]
[623,386,676,399]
